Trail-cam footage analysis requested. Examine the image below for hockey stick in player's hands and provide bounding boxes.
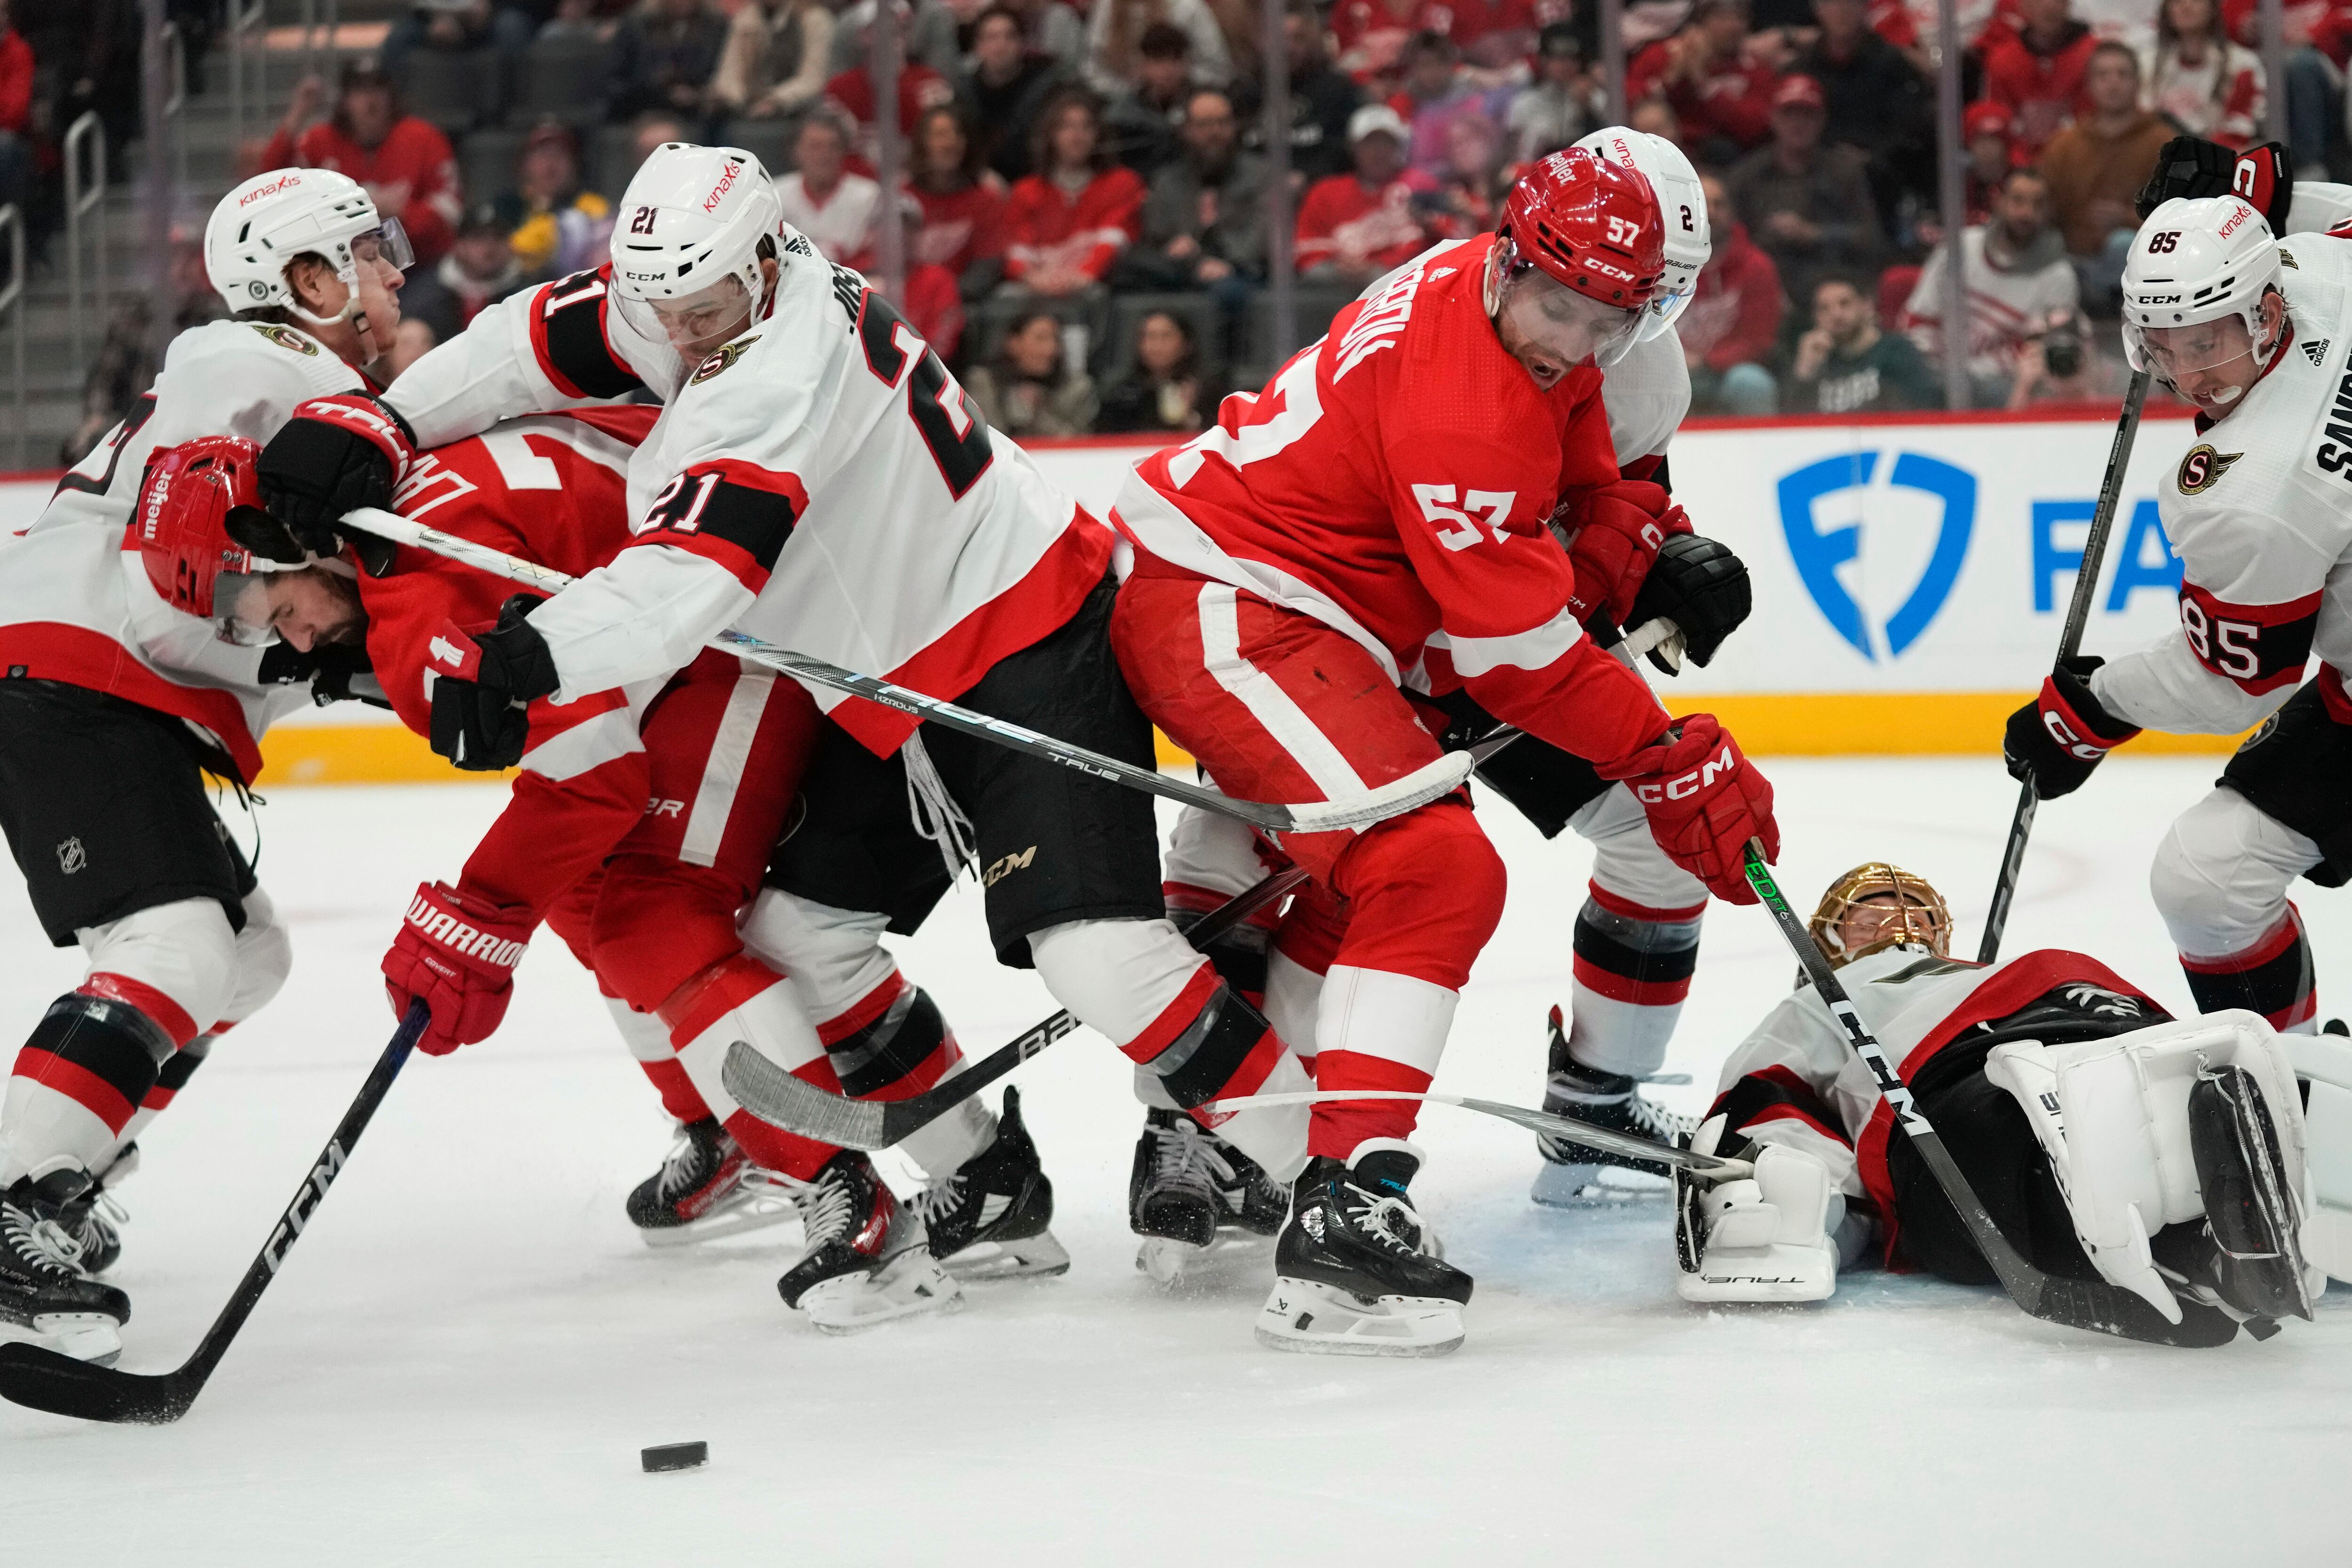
[1978,369,2152,964]
[1742,840,2239,1348]
[724,868,1313,1150]
[338,509,1470,837]
[0,1002,430,1424]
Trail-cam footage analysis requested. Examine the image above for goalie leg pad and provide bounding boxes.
[1675,1117,1837,1303]
[2188,1063,2316,1323]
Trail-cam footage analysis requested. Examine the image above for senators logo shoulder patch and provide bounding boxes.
[248,322,320,356]
[689,334,759,385]
[2177,443,2243,494]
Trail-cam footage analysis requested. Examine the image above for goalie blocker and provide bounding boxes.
[1678,862,2345,1334]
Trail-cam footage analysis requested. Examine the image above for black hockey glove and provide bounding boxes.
[428,595,560,771]
[2135,135,2293,230]
[1626,532,1751,674]
[253,393,418,566]
[2002,656,2141,800]
[308,643,390,710]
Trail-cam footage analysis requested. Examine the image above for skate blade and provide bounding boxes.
[637,1199,802,1249]
[800,1251,965,1334]
[1530,1160,1671,1208]
[3,1314,123,1367]
[940,1228,1071,1281]
[1253,1277,1465,1357]
[1136,1230,1275,1291]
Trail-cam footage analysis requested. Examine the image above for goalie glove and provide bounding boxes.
[1674,1116,1838,1302]
[1626,532,1750,674]
[2134,135,2292,231]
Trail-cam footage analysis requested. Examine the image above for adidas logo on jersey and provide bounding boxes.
[2306,338,2332,367]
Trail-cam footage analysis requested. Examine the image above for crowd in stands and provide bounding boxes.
[41,0,2352,453]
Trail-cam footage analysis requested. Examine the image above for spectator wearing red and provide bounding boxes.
[1979,0,2097,154]
[2142,0,2265,147]
[2220,0,2350,170]
[906,104,1008,293]
[0,0,30,225]
[1440,0,1540,76]
[1332,0,1444,79]
[1295,103,1430,281]
[1000,88,1147,296]
[1628,0,1779,160]
[825,49,959,140]
[778,109,884,269]
[1389,31,1489,177]
[1680,172,1784,414]
[261,63,462,265]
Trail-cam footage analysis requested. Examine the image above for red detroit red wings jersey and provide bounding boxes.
[1113,234,1669,766]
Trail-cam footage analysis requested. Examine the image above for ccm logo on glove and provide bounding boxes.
[1629,739,1740,803]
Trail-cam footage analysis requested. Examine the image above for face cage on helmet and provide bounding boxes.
[1808,864,1952,969]
[1495,234,1648,368]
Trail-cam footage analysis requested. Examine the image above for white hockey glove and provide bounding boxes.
[1674,1115,1837,1303]
[2285,1027,2352,1284]
[1987,1011,2324,1327]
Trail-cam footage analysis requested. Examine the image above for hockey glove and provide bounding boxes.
[1596,713,1778,904]
[382,880,533,1055]
[2135,135,2293,230]
[253,393,417,565]
[1555,480,1692,627]
[1626,532,1751,674]
[427,595,560,771]
[2003,656,2140,800]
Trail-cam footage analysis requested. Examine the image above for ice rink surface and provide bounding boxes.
[6,757,2350,1566]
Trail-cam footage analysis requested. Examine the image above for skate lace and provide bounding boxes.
[2,1201,85,1275]
[794,1170,858,1246]
[907,1173,965,1228]
[1627,1092,1698,1145]
[1340,1184,1425,1258]
[654,1126,718,1203]
[1153,1118,1233,1201]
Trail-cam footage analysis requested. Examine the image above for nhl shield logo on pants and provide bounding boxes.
[55,836,86,874]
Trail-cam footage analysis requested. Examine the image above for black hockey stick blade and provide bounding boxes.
[0,1002,428,1424]
[1741,843,2237,1349]
[1198,1088,1754,1180]
[723,869,1314,1150]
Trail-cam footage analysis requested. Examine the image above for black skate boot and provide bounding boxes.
[913,1086,1069,1280]
[1,1164,131,1365]
[57,1141,138,1275]
[1256,1143,1471,1357]
[1128,1108,1291,1284]
[625,1117,799,1248]
[778,1150,960,1332]
[1532,1005,1696,1206]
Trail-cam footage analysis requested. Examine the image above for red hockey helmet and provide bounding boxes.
[130,436,281,640]
[1497,148,1667,315]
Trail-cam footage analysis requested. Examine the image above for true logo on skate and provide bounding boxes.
[980,844,1037,886]
[54,836,85,874]
[2176,444,2242,494]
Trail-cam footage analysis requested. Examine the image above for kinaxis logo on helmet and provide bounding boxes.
[240,173,301,206]
[702,160,745,214]
[1778,450,1975,661]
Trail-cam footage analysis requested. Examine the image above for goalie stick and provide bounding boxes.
[0,1003,430,1425]
[338,508,1471,837]
[1742,840,2239,1348]
[723,868,1314,1151]
[1978,369,2151,964]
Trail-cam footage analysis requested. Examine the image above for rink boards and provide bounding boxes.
[0,404,2257,784]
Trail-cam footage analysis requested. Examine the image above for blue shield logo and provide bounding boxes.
[1777,451,1975,661]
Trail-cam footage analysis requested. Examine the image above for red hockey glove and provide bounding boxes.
[253,393,416,566]
[1596,713,1779,904]
[1556,480,1692,626]
[382,881,533,1055]
[2003,656,2141,800]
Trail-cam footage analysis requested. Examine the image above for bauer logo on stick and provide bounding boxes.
[2177,443,2243,494]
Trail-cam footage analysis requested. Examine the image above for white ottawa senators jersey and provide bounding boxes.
[1111,232,1668,766]
[31,318,364,540]
[2090,232,2352,735]
[383,232,1107,755]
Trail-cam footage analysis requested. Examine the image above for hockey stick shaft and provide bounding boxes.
[1977,369,2152,965]
[723,868,1313,1150]
[1742,841,2232,1347]
[341,509,1470,836]
[0,1002,430,1424]
[1199,1088,1752,1179]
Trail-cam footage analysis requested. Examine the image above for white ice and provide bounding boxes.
[7,759,2350,1565]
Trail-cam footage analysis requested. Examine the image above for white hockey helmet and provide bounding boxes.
[205,167,413,317]
[607,143,786,349]
[2120,195,2283,389]
[1574,126,1709,339]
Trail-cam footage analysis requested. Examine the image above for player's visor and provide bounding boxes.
[215,570,284,647]
[612,273,757,360]
[1526,280,1646,369]
[349,218,414,275]
[2127,314,2256,379]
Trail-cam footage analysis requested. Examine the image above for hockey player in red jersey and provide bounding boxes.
[254,142,1325,1256]
[1676,862,2345,1344]
[1106,148,1780,1354]
[0,168,413,1363]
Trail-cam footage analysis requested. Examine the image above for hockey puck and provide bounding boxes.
[641,1441,708,1473]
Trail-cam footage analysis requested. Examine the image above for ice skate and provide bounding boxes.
[779,1150,961,1333]
[626,1117,803,1247]
[1531,1007,1696,1206]
[58,1140,138,1275]
[1129,1107,1288,1285]
[1,1163,131,1366]
[912,1086,1069,1281]
[1256,1142,1470,1357]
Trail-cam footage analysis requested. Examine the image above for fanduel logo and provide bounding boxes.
[1777,450,1976,662]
